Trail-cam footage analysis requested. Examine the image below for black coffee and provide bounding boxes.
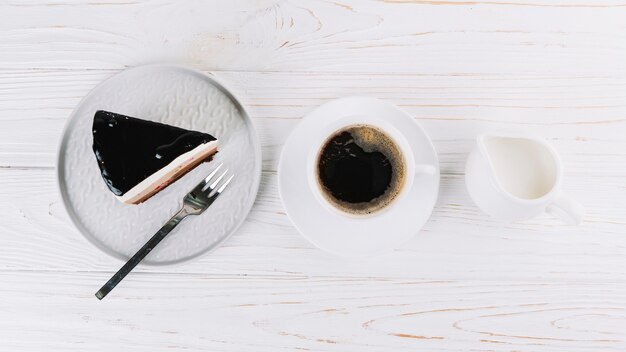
[317,124,405,215]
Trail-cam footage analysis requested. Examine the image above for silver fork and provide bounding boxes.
[95,163,234,300]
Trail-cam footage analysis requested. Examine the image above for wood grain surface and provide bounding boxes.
[1,0,625,351]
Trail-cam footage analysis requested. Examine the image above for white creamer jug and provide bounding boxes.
[465,131,584,224]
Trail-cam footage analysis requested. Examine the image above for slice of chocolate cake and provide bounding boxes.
[92,110,218,204]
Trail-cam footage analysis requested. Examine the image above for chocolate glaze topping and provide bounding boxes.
[92,110,216,196]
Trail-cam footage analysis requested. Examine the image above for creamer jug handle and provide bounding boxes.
[546,193,584,225]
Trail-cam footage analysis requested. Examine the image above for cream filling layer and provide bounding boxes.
[118,140,218,204]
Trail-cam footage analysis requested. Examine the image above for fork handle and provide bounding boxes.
[95,207,190,300]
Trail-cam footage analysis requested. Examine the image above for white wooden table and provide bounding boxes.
[2,1,626,350]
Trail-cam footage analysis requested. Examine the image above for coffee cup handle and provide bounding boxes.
[415,164,436,175]
[546,194,584,225]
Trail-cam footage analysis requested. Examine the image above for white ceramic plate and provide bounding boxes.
[58,65,261,265]
[278,97,439,257]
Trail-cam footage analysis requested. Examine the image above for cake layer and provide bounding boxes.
[119,140,218,204]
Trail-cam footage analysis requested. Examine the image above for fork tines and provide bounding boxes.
[193,163,234,197]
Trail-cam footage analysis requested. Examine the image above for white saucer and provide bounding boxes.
[278,97,439,257]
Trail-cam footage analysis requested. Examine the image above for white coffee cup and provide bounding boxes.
[306,115,436,217]
[465,130,584,224]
